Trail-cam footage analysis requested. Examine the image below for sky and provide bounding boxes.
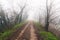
[0,0,60,22]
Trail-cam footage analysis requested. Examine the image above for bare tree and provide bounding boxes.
[18,4,27,23]
[45,0,54,31]
[22,11,28,21]
[0,5,9,32]
[45,0,60,31]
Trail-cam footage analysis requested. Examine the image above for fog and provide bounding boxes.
[0,0,60,22]
[0,0,60,37]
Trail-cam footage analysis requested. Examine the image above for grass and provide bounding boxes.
[0,30,12,40]
[0,22,25,40]
[40,31,58,40]
[35,22,59,40]
[35,22,45,31]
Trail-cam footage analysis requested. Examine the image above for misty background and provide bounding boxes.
[0,0,60,32]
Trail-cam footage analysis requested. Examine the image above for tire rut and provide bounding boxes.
[18,25,31,40]
[15,22,30,40]
[30,22,38,40]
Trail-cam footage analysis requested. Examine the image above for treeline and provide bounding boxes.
[0,4,28,32]
[38,0,60,31]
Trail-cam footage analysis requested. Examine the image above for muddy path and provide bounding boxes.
[15,22,30,40]
[7,22,43,40]
[7,22,29,40]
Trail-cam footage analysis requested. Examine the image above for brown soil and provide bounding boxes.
[7,22,43,40]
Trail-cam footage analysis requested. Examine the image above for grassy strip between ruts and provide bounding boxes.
[0,22,25,40]
[35,22,60,40]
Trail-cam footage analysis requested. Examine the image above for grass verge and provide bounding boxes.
[35,22,59,40]
[0,22,25,40]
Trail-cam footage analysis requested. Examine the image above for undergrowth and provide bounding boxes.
[0,22,25,40]
[35,22,59,40]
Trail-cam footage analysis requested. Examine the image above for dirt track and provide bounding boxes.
[7,22,43,40]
